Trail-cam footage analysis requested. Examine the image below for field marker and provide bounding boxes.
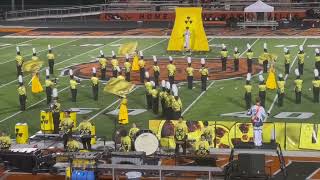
[0,38,123,89]
[0,38,79,65]
[267,38,308,116]
[0,38,39,50]
[0,86,69,123]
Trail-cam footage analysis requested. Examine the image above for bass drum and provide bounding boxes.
[134,130,159,155]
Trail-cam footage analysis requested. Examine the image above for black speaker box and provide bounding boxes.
[238,153,265,176]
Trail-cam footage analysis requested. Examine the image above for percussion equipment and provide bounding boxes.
[134,130,159,156]
[111,151,145,165]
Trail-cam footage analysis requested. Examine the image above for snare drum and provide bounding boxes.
[134,130,159,156]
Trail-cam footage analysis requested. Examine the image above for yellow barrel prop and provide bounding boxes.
[91,124,96,145]
[15,123,29,144]
[40,110,54,133]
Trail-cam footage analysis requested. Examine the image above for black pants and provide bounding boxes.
[52,112,60,134]
[284,63,289,74]
[146,94,152,109]
[234,59,239,71]
[81,137,91,150]
[278,92,284,107]
[173,111,181,120]
[48,60,54,74]
[63,132,72,149]
[221,57,227,71]
[187,76,193,89]
[19,95,26,111]
[313,87,319,103]
[247,59,252,73]
[140,68,145,83]
[168,76,175,85]
[175,140,187,155]
[154,71,159,86]
[298,63,304,75]
[92,85,98,101]
[201,75,207,91]
[101,68,106,80]
[263,61,268,73]
[152,97,159,114]
[295,90,302,104]
[71,89,77,102]
[166,107,173,120]
[16,65,22,77]
[125,72,130,81]
[112,70,118,78]
[259,91,266,107]
[46,87,52,104]
[161,99,166,117]
[244,92,251,110]
[316,61,320,73]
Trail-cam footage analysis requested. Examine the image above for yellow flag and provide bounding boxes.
[104,77,135,97]
[23,60,43,72]
[118,42,138,56]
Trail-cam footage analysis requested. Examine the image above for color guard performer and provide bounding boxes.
[118,95,128,125]
[159,80,167,117]
[233,47,240,72]
[284,47,290,75]
[277,74,285,107]
[220,44,228,71]
[244,73,252,110]
[294,68,303,104]
[111,51,119,78]
[174,117,188,154]
[167,56,176,85]
[297,45,305,75]
[153,56,160,86]
[145,72,153,109]
[312,69,320,103]
[59,111,74,149]
[15,46,23,77]
[78,120,93,150]
[171,84,182,120]
[138,51,145,83]
[99,50,107,80]
[47,45,55,75]
[124,54,131,81]
[150,81,159,114]
[258,73,266,107]
[17,75,26,111]
[246,44,253,73]
[91,67,99,101]
[315,48,320,73]
[69,69,80,102]
[199,58,209,91]
[51,88,61,134]
[186,57,194,89]
[45,68,55,104]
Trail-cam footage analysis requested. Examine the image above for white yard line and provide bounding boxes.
[0,38,39,50]
[0,38,123,89]
[306,168,320,180]
[0,86,69,123]
[267,38,308,115]
[0,38,79,65]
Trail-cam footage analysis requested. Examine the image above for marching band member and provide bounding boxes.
[312,69,320,103]
[120,129,132,152]
[277,74,285,107]
[258,73,267,107]
[111,51,119,78]
[124,54,131,81]
[294,68,303,104]
[199,58,209,91]
[262,43,269,73]
[31,48,39,61]
[99,50,108,80]
[167,56,176,85]
[194,134,210,156]
[145,72,153,110]
[91,67,99,101]
[297,45,305,75]
[233,47,240,72]
[316,48,320,73]
[51,88,61,134]
[174,117,188,154]
[45,68,55,104]
[69,69,80,102]
[186,57,194,89]
[15,46,23,77]
[138,51,145,83]
[244,73,252,110]
[66,139,81,152]
[78,120,93,150]
[0,132,11,150]
[153,55,160,86]
[59,111,74,149]
[17,75,26,111]
[220,44,228,71]
[284,47,290,75]
[171,84,182,120]
[150,81,159,114]
[159,80,167,117]
[47,45,55,75]
[246,44,253,73]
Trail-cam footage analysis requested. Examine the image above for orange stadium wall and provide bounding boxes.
[100,10,306,22]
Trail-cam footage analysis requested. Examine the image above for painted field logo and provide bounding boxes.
[67,57,261,84]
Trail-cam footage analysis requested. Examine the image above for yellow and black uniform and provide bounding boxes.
[124,60,131,82]
[165,93,174,120]
[174,120,188,154]
[59,116,74,149]
[151,87,159,114]
[51,101,61,134]
[312,78,320,103]
[172,97,182,120]
[277,79,285,107]
[294,78,303,104]
[129,127,140,140]
[199,67,209,91]
[16,54,23,76]
[70,78,78,102]
[45,78,55,104]
[220,49,228,71]
[18,85,26,111]
[167,63,176,85]
[91,75,99,101]
[78,121,93,150]
[120,135,132,152]
[316,54,320,73]
[258,83,267,107]
[99,57,107,80]
[186,65,194,89]
[244,83,252,110]
[194,138,210,156]
[159,89,167,117]
[111,58,119,78]
[0,135,11,150]
[66,140,80,152]
[202,124,213,145]
[138,59,145,83]
[246,50,254,73]
[47,52,55,75]
[284,52,291,74]
[145,81,153,109]
[262,51,270,73]
[153,64,160,86]
[297,51,305,75]
[233,50,240,72]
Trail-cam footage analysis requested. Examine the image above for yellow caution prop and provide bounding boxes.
[31,73,43,93]
[266,66,277,90]
[118,42,138,56]
[15,123,29,144]
[167,7,209,52]
[131,54,140,71]
[40,111,54,133]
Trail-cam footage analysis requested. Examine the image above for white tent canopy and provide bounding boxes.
[244,0,274,13]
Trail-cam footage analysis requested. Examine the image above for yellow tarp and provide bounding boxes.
[167,7,209,52]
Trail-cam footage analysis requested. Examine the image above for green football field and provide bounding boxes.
[0,36,319,139]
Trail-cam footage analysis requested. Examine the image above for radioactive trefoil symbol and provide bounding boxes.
[185,16,193,28]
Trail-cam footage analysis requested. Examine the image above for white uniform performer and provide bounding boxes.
[247,98,267,147]
[183,28,191,51]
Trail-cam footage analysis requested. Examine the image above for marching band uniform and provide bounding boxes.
[91,67,99,101]
[66,139,81,152]
[150,81,159,114]
[199,58,209,91]
[59,112,74,149]
[15,47,23,77]
[153,56,160,86]
[244,73,252,110]
[120,129,132,152]
[262,43,269,73]
[17,75,26,111]
[312,69,320,103]
[258,73,266,107]
[298,45,305,75]
[294,68,303,104]
[129,123,140,140]
[69,70,79,102]
[0,133,11,150]
[233,47,240,72]
[220,44,228,71]
[51,90,61,134]
[111,51,119,78]
[194,135,210,156]
[316,48,320,73]
[124,54,131,82]
[202,121,213,145]
[174,118,188,154]
[246,44,253,73]
[284,48,291,75]
[47,45,55,75]
[78,121,93,150]
[145,72,153,110]
[171,84,182,120]
[138,51,145,83]
[186,57,194,89]
[277,74,285,107]
[45,69,55,104]
[99,50,107,80]
[31,48,39,61]
[159,80,167,117]
[165,82,173,120]
[167,56,176,85]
